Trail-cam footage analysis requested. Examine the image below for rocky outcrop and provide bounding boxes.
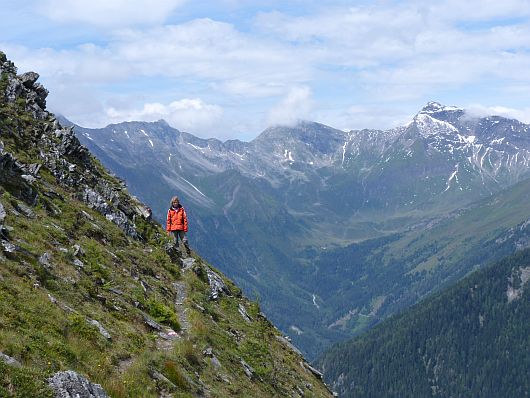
[48,370,109,398]
[206,268,231,300]
[1,54,48,120]
[0,53,148,239]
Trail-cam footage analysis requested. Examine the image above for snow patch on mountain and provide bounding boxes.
[420,101,463,114]
[444,165,460,192]
[414,113,459,137]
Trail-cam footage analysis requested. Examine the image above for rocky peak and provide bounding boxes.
[419,101,463,115]
[0,52,146,238]
[416,101,466,127]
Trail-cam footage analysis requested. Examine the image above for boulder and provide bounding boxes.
[48,370,109,398]
[0,352,21,367]
[39,252,52,268]
[206,268,231,300]
[238,303,252,323]
[88,319,111,340]
[1,240,16,253]
[240,359,255,379]
[19,71,39,88]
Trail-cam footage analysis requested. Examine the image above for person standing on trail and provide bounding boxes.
[166,196,191,256]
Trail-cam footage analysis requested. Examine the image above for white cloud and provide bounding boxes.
[39,0,187,28]
[466,104,530,124]
[105,98,224,134]
[4,0,530,138]
[6,18,312,97]
[422,0,530,22]
[267,86,313,126]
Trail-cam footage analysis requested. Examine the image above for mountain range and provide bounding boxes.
[67,101,530,359]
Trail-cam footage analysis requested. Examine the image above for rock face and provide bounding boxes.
[48,371,109,398]
[0,52,143,239]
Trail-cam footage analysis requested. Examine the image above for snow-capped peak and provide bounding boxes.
[419,101,463,114]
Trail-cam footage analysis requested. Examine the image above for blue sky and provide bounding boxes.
[2,0,530,140]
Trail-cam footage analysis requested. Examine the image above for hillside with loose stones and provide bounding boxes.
[0,52,332,397]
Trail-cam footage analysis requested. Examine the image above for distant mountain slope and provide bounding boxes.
[317,248,530,398]
[66,101,530,359]
[0,52,331,397]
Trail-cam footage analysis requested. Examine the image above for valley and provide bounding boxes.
[68,102,530,359]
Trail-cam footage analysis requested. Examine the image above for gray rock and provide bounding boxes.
[135,205,151,219]
[19,71,39,88]
[301,361,324,380]
[5,75,23,103]
[204,347,222,369]
[181,257,196,270]
[0,352,21,367]
[275,335,303,357]
[15,202,35,218]
[1,240,16,253]
[0,202,6,222]
[28,163,42,176]
[149,369,176,389]
[21,174,37,184]
[238,303,252,323]
[143,314,163,331]
[72,243,84,257]
[88,319,111,340]
[80,211,94,221]
[39,252,52,268]
[82,187,138,238]
[206,268,231,300]
[240,359,255,379]
[296,386,305,396]
[210,356,222,369]
[73,259,84,268]
[48,370,109,398]
[158,328,179,341]
[164,242,181,263]
[33,82,48,109]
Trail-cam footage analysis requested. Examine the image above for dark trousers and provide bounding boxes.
[170,230,190,254]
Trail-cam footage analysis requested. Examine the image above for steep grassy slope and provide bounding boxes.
[0,52,331,397]
[317,248,530,397]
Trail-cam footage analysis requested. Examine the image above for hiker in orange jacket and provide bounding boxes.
[166,196,191,255]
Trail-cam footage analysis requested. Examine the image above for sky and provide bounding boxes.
[1,0,530,140]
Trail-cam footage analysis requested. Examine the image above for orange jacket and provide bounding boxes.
[166,206,188,232]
